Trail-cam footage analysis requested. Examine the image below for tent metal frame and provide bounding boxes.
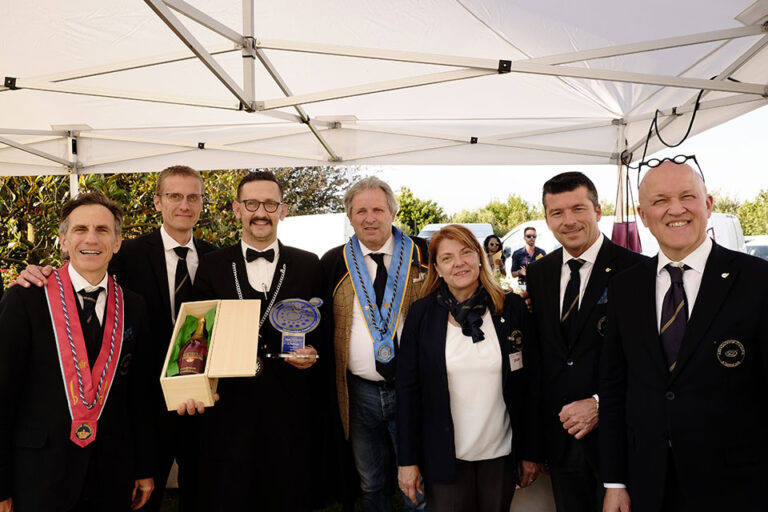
[1,0,767,175]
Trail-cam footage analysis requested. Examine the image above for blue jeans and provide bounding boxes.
[348,373,425,512]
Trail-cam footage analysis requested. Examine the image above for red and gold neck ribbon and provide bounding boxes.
[44,263,125,448]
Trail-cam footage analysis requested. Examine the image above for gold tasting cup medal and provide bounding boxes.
[377,345,393,362]
[74,423,94,441]
[269,298,323,354]
[597,316,608,336]
[509,329,524,350]
[716,339,745,368]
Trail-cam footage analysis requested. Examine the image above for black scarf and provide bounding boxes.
[436,281,490,343]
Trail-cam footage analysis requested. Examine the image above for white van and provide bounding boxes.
[418,223,495,244]
[502,213,746,274]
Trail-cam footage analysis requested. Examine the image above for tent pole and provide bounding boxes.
[242,0,255,105]
[68,132,79,197]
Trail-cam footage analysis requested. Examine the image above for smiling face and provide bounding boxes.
[544,185,602,257]
[434,237,481,301]
[153,174,203,242]
[348,187,396,251]
[638,161,713,261]
[60,204,122,285]
[233,179,287,249]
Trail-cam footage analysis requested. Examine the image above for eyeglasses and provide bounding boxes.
[638,154,705,183]
[525,234,537,239]
[156,193,203,204]
[239,199,282,213]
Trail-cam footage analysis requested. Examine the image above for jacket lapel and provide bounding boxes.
[572,238,612,342]
[147,230,173,322]
[637,256,669,378]
[233,242,259,299]
[544,248,568,355]
[670,243,736,382]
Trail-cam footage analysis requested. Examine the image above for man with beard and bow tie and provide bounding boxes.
[178,170,329,512]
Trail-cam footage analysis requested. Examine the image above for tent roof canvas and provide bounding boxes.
[1,0,767,176]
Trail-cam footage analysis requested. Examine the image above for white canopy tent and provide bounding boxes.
[1,0,767,189]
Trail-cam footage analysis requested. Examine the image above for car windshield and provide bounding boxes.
[747,245,768,260]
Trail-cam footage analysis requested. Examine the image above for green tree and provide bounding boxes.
[711,189,742,215]
[452,194,541,236]
[738,189,768,236]
[600,200,616,216]
[395,187,447,235]
[0,166,355,274]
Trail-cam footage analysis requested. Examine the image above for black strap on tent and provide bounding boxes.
[498,60,511,73]
[4,77,18,90]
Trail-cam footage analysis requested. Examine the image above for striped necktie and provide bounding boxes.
[660,264,688,372]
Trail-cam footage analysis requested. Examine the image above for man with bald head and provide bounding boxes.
[599,158,768,511]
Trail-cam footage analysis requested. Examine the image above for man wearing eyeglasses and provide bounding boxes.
[600,158,768,512]
[177,170,327,512]
[525,172,646,512]
[12,165,217,512]
[511,227,546,286]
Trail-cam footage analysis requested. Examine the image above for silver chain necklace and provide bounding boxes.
[232,262,286,329]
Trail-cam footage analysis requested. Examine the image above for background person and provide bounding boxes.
[483,234,507,276]
[510,227,546,286]
[396,224,541,512]
[600,158,768,512]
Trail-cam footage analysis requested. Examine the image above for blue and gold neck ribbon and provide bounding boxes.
[344,227,413,366]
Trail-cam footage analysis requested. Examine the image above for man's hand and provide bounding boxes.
[130,478,154,510]
[519,266,527,276]
[603,488,631,512]
[12,264,53,288]
[518,290,533,313]
[517,460,540,488]
[176,393,220,416]
[559,397,598,439]
[0,498,14,512]
[398,465,423,506]
[284,346,318,370]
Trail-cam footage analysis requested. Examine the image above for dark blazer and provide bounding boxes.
[396,290,539,484]
[110,229,216,382]
[526,236,646,464]
[0,282,153,511]
[599,243,768,511]
[191,241,327,510]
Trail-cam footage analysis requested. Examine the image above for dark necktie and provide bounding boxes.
[78,288,104,367]
[370,252,396,381]
[370,253,388,308]
[660,264,688,372]
[174,246,192,317]
[246,248,275,263]
[561,258,585,347]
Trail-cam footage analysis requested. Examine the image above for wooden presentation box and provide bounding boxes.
[160,299,261,411]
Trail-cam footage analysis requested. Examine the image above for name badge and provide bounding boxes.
[509,351,523,372]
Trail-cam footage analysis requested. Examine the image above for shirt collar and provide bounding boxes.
[360,232,394,257]
[657,237,712,276]
[160,224,195,252]
[562,233,604,267]
[68,263,109,293]
[241,238,280,261]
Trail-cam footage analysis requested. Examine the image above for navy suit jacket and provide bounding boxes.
[600,243,768,511]
[526,237,646,465]
[396,290,540,484]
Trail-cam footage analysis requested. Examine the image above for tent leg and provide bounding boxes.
[69,172,79,197]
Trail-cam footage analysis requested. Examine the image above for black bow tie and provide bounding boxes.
[246,248,275,263]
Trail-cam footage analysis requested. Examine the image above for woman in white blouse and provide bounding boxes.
[396,224,541,512]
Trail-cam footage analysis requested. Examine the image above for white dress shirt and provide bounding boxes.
[160,225,198,322]
[559,233,605,315]
[445,313,512,461]
[241,239,280,296]
[655,237,712,332]
[68,265,109,325]
[348,234,406,381]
